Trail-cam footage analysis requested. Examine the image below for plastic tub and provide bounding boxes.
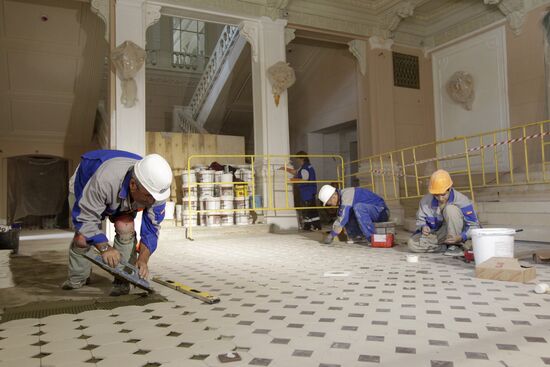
[471,228,516,265]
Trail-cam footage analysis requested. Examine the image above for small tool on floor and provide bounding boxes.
[218,352,241,363]
[152,277,220,304]
[84,252,154,293]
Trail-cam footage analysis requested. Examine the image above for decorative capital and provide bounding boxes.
[90,0,109,41]
[368,36,394,51]
[382,1,415,35]
[348,40,367,76]
[285,28,296,45]
[266,0,291,20]
[484,0,525,35]
[239,21,259,63]
[144,3,161,30]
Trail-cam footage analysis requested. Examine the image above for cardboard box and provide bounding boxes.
[533,250,550,264]
[475,257,536,283]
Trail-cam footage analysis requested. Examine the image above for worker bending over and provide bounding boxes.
[319,185,389,245]
[62,150,173,296]
[408,169,480,256]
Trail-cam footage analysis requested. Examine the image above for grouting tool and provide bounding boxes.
[84,252,154,293]
[152,277,220,304]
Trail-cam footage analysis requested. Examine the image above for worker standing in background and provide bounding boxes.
[318,185,389,244]
[281,151,321,231]
[62,150,173,296]
[407,169,480,256]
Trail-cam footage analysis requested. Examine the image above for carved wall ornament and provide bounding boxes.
[285,28,296,45]
[90,0,109,41]
[239,21,259,63]
[447,71,475,111]
[348,40,367,76]
[267,61,296,106]
[144,4,162,30]
[483,0,525,35]
[111,41,147,108]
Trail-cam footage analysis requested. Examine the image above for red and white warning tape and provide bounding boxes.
[351,131,550,178]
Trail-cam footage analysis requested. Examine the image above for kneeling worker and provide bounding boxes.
[62,150,173,296]
[318,185,389,245]
[408,169,480,256]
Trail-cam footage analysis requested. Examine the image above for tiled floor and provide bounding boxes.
[1,230,550,367]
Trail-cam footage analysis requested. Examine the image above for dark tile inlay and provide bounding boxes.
[292,349,313,357]
[497,344,519,351]
[249,358,272,366]
[429,340,449,346]
[395,347,416,354]
[358,355,380,363]
[465,352,488,360]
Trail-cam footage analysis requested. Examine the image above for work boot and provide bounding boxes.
[444,245,463,256]
[61,279,86,290]
[110,279,130,297]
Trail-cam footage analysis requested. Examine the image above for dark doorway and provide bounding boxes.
[7,155,69,229]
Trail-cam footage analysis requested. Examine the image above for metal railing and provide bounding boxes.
[183,154,345,239]
[345,119,550,203]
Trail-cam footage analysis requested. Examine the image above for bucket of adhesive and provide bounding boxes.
[471,228,516,265]
[221,186,234,196]
[182,170,197,187]
[199,170,215,183]
[207,214,221,226]
[175,204,183,220]
[221,214,235,226]
[221,173,234,188]
[164,201,176,220]
[221,196,234,210]
[204,196,221,214]
[235,184,248,197]
[200,184,215,197]
[234,196,249,209]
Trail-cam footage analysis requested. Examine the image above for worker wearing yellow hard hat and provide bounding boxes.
[407,169,480,256]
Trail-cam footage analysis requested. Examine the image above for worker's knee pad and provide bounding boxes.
[114,215,136,241]
[71,234,89,255]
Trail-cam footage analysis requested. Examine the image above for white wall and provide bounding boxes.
[432,26,510,171]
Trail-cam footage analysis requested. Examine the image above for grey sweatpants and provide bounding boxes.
[407,204,471,253]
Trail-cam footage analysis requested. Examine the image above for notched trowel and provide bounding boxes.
[84,252,154,293]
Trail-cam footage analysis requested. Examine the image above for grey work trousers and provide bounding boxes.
[407,204,471,253]
[67,217,137,286]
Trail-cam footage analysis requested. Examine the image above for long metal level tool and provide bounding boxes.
[84,252,154,293]
[152,277,220,304]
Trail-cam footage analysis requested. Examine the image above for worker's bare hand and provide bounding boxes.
[421,226,431,236]
[136,259,149,279]
[444,235,462,244]
[101,248,121,268]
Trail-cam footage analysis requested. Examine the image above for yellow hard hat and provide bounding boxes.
[428,169,453,195]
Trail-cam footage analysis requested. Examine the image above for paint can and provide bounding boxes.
[204,196,221,214]
[175,204,183,222]
[235,184,248,198]
[181,170,197,187]
[221,173,234,187]
[207,214,221,227]
[221,186,234,196]
[221,214,235,226]
[199,169,215,183]
[164,201,176,220]
[182,196,198,227]
[200,184,215,197]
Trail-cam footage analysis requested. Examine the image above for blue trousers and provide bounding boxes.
[345,203,389,239]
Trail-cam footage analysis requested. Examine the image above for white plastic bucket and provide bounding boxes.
[164,201,175,220]
[471,228,516,265]
[221,214,234,226]
[199,170,215,183]
[181,170,197,187]
[221,173,234,188]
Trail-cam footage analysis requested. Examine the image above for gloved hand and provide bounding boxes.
[323,234,334,245]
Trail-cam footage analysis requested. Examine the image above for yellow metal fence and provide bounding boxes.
[345,119,550,203]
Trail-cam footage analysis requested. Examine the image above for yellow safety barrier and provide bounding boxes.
[183,154,345,239]
[345,119,550,203]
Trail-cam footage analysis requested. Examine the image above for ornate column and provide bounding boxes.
[112,0,160,156]
[240,17,296,230]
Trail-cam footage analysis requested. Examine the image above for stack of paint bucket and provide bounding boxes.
[234,165,252,225]
[220,172,235,225]
[181,170,198,227]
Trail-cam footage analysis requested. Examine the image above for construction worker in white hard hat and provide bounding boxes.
[318,185,389,245]
[62,150,173,296]
[408,169,480,256]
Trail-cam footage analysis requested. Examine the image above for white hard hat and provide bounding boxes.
[134,154,173,201]
[318,185,336,206]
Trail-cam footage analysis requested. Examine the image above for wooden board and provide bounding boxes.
[146,132,245,202]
